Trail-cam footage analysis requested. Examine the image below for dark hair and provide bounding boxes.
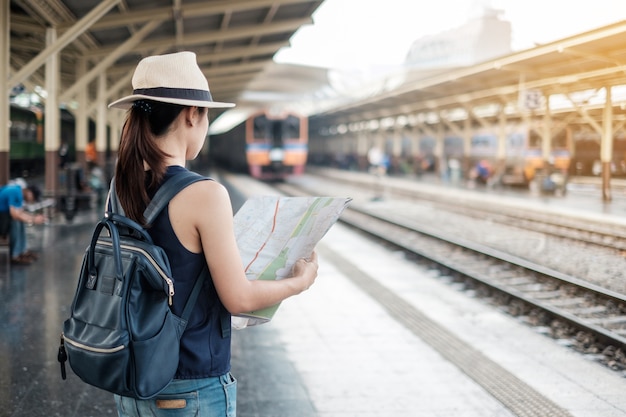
[26,185,41,202]
[114,99,185,224]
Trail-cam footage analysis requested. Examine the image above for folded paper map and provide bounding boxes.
[232,195,352,328]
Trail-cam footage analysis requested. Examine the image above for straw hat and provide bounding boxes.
[108,51,235,110]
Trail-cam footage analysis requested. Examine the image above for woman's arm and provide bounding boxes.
[171,180,319,314]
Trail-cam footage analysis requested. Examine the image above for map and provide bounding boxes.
[232,195,352,328]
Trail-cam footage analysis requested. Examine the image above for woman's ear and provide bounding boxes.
[184,106,197,127]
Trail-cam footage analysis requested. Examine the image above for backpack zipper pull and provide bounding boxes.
[58,333,67,380]
[165,277,174,306]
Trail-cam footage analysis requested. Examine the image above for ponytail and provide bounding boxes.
[114,100,185,225]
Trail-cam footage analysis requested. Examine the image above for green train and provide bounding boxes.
[9,104,79,177]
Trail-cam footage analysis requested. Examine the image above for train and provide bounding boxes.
[308,120,575,187]
[464,123,572,186]
[463,123,626,181]
[209,110,308,180]
[9,103,80,178]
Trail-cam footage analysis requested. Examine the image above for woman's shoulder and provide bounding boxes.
[174,176,230,207]
[170,179,233,232]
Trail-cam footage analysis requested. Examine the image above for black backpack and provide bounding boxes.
[58,170,209,399]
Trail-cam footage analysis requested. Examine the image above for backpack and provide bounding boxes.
[58,170,209,399]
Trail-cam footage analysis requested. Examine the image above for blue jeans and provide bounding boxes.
[114,373,237,417]
[9,219,26,259]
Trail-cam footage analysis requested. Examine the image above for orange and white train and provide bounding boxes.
[209,111,308,180]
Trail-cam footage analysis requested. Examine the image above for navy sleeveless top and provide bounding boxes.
[148,166,231,379]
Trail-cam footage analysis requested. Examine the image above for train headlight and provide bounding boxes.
[269,148,284,162]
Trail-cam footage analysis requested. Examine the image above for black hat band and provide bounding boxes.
[133,87,213,102]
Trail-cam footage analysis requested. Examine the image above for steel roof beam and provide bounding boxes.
[17,0,102,54]
[319,21,626,120]
[105,42,287,76]
[19,0,74,25]
[197,41,289,63]
[9,14,45,34]
[59,19,162,102]
[208,73,258,88]
[560,46,626,67]
[203,61,268,77]
[82,17,311,59]
[78,0,317,31]
[320,59,626,123]
[173,0,184,48]
[85,45,173,115]
[7,0,120,89]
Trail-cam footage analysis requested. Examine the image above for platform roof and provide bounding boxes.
[8,0,324,115]
[10,2,626,135]
[309,19,626,129]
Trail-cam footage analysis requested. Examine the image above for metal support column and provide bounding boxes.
[109,106,122,172]
[357,129,368,170]
[411,124,420,159]
[75,57,89,170]
[44,28,60,195]
[601,86,613,201]
[496,105,507,177]
[392,125,402,172]
[434,122,444,178]
[542,97,552,165]
[8,0,121,89]
[96,73,109,178]
[462,115,472,178]
[0,0,9,184]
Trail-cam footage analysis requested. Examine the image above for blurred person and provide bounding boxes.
[107,51,319,417]
[474,159,493,185]
[367,146,385,175]
[58,140,70,169]
[85,139,97,165]
[0,179,47,265]
[448,158,461,185]
[88,162,106,206]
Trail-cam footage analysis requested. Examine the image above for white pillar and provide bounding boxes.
[601,86,613,201]
[76,57,89,167]
[96,72,108,168]
[0,0,9,183]
[541,96,552,163]
[44,27,61,194]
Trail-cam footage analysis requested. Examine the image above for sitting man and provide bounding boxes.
[0,179,47,265]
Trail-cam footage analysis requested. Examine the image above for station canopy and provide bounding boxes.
[8,0,325,124]
[308,19,626,131]
[9,2,626,135]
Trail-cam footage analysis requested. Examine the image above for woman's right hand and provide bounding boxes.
[291,250,319,293]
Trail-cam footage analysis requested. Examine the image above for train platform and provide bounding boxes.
[305,167,626,228]
[2,172,626,416]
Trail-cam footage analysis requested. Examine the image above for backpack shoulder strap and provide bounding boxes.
[107,180,122,215]
[108,170,211,320]
[146,171,211,323]
[181,266,208,322]
[107,171,211,222]
[143,171,210,225]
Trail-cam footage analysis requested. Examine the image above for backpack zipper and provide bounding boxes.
[63,333,125,354]
[97,240,175,305]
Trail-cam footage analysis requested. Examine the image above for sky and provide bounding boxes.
[274,0,626,70]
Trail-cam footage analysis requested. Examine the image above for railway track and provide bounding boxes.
[274,179,626,372]
[310,168,626,252]
[438,201,626,252]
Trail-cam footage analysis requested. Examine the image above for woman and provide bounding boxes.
[108,51,319,417]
